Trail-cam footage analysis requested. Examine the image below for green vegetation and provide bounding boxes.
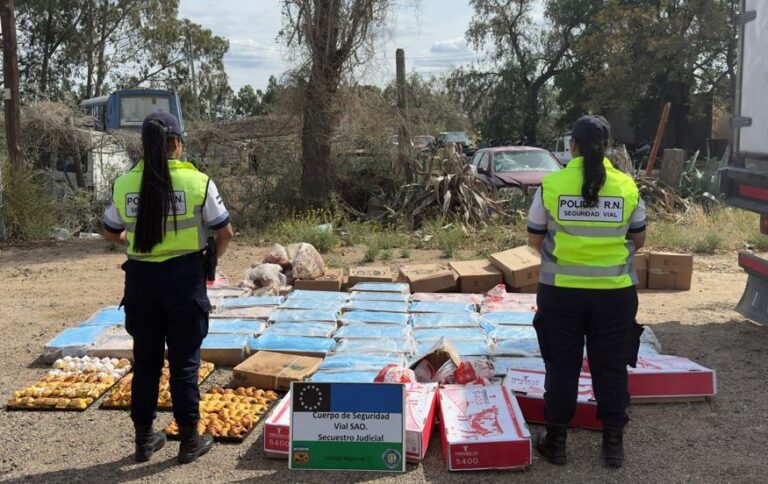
[267,210,338,253]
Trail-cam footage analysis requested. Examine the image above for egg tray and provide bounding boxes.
[6,381,119,412]
[164,388,283,443]
[100,363,216,411]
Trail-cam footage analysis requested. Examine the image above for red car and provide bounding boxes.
[469,146,562,197]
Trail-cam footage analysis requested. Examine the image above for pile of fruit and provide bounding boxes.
[103,360,215,409]
[7,357,131,411]
[164,387,279,441]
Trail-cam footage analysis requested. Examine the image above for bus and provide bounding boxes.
[80,88,185,133]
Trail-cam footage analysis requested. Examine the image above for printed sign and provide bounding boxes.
[557,195,624,223]
[289,382,406,472]
[125,191,187,217]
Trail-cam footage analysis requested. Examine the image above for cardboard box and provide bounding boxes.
[628,353,716,402]
[293,268,343,292]
[439,384,532,471]
[233,350,323,391]
[489,246,541,289]
[348,266,393,284]
[200,333,250,366]
[513,283,538,294]
[409,337,462,378]
[449,260,503,294]
[634,252,648,289]
[263,384,438,462]
[503,369,601,430]
[264,391,292,458]
[398,264,458,293]
[647,252,694,290]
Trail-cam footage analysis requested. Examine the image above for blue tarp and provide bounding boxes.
[248,333,336,354]
[333,323,411,340]
[340,311,410,325]
[264,322,338,338]
[410,312,481,328]
[219,296,284,308]
[44,325,114,361]
[409,301,477,314]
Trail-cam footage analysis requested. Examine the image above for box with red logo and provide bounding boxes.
[439,384,531,471]
[263,391,292,458]
[629,354,716,402]
[503,369,602,430]
[264,384,439,461]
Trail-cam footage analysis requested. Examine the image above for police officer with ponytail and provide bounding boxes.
[527,115,646,468]
[102,111,234,464]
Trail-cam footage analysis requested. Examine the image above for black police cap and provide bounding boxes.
[571,115,611,143]
[143,110,183,137]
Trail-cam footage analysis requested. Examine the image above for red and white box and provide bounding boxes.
[405,383,439,462]
[264,384,439,461]
[503,369,602,430]
[263,391,292,458]
[439,384,531,471]
[629,354,716,402]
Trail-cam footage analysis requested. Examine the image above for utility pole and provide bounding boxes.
[396,48,412,183]
[1,0,23,240]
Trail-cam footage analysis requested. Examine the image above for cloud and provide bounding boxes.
[430,37,471,55]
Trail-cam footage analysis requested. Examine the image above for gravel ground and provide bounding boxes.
[1,240,767,483]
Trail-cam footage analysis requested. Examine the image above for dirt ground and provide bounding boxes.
[0,239,767,483]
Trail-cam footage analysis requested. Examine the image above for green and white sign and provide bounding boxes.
[289,382,406,472]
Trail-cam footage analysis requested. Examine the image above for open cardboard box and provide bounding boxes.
[503,369,601,430]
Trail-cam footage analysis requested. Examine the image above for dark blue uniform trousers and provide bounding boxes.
[121,254,210,427]
[533,283,641,430]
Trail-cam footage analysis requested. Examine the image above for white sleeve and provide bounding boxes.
[527,187,547,233]
[202,180,231,229]
[102,201,125,233]
[629,197,647,232]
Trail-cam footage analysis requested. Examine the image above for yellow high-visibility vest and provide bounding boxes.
[540,157,640,289]
[112,159,209,262]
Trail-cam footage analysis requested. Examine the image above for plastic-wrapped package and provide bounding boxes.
[374,365,416,383]
[410,312,480,329]
[493,338,541,357]
[269,309,339,323]
[480,312,535,327]
[342,300,409,313]
[349,291,410,303]
[411,293,483,304]
[350,282,410,293]
[245,263,287,288]
[413,327,488,342]
[263,244,291,268]
[264,322,337,338]
[82,306,125,325]
[208,319,266,336]
[219,296,284,309]
[482,301,538,313]
[416,339,491,357]
[409,301,477,314]
[279,298,344,311]
[248,333,336,354]
[333,323,411,340]
[317,353,406,372]
[486,325,538,340]
[309,370,379,383]
[292,243,326,280]
[207,288,249,299]
[638,342,659,355]
[340,311,410,326]
[641,326,662,353]
[43,325,116,363]
[287,290,349,302]
[332,338,413,355]
[212,306,274,320]
[493,356,546,375]
[453,359,495,385]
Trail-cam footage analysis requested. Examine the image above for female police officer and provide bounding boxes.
[527,115,646,468]
[102,111,234,464]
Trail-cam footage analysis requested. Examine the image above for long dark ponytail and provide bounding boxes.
[133,120,177,253]
[576,135,607,207]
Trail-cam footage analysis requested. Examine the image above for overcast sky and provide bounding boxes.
[178,0,482,92]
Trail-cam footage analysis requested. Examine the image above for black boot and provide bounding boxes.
[178,424,213,464]
[536,425,567,465]
[603,427,624,468]
[134,423,166,463]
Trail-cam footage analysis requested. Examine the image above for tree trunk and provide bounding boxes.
[94,0,109,97]
[522,88,540,145]
[84,0,95,99]
[39,8,54,94]
[300,79,334,205]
